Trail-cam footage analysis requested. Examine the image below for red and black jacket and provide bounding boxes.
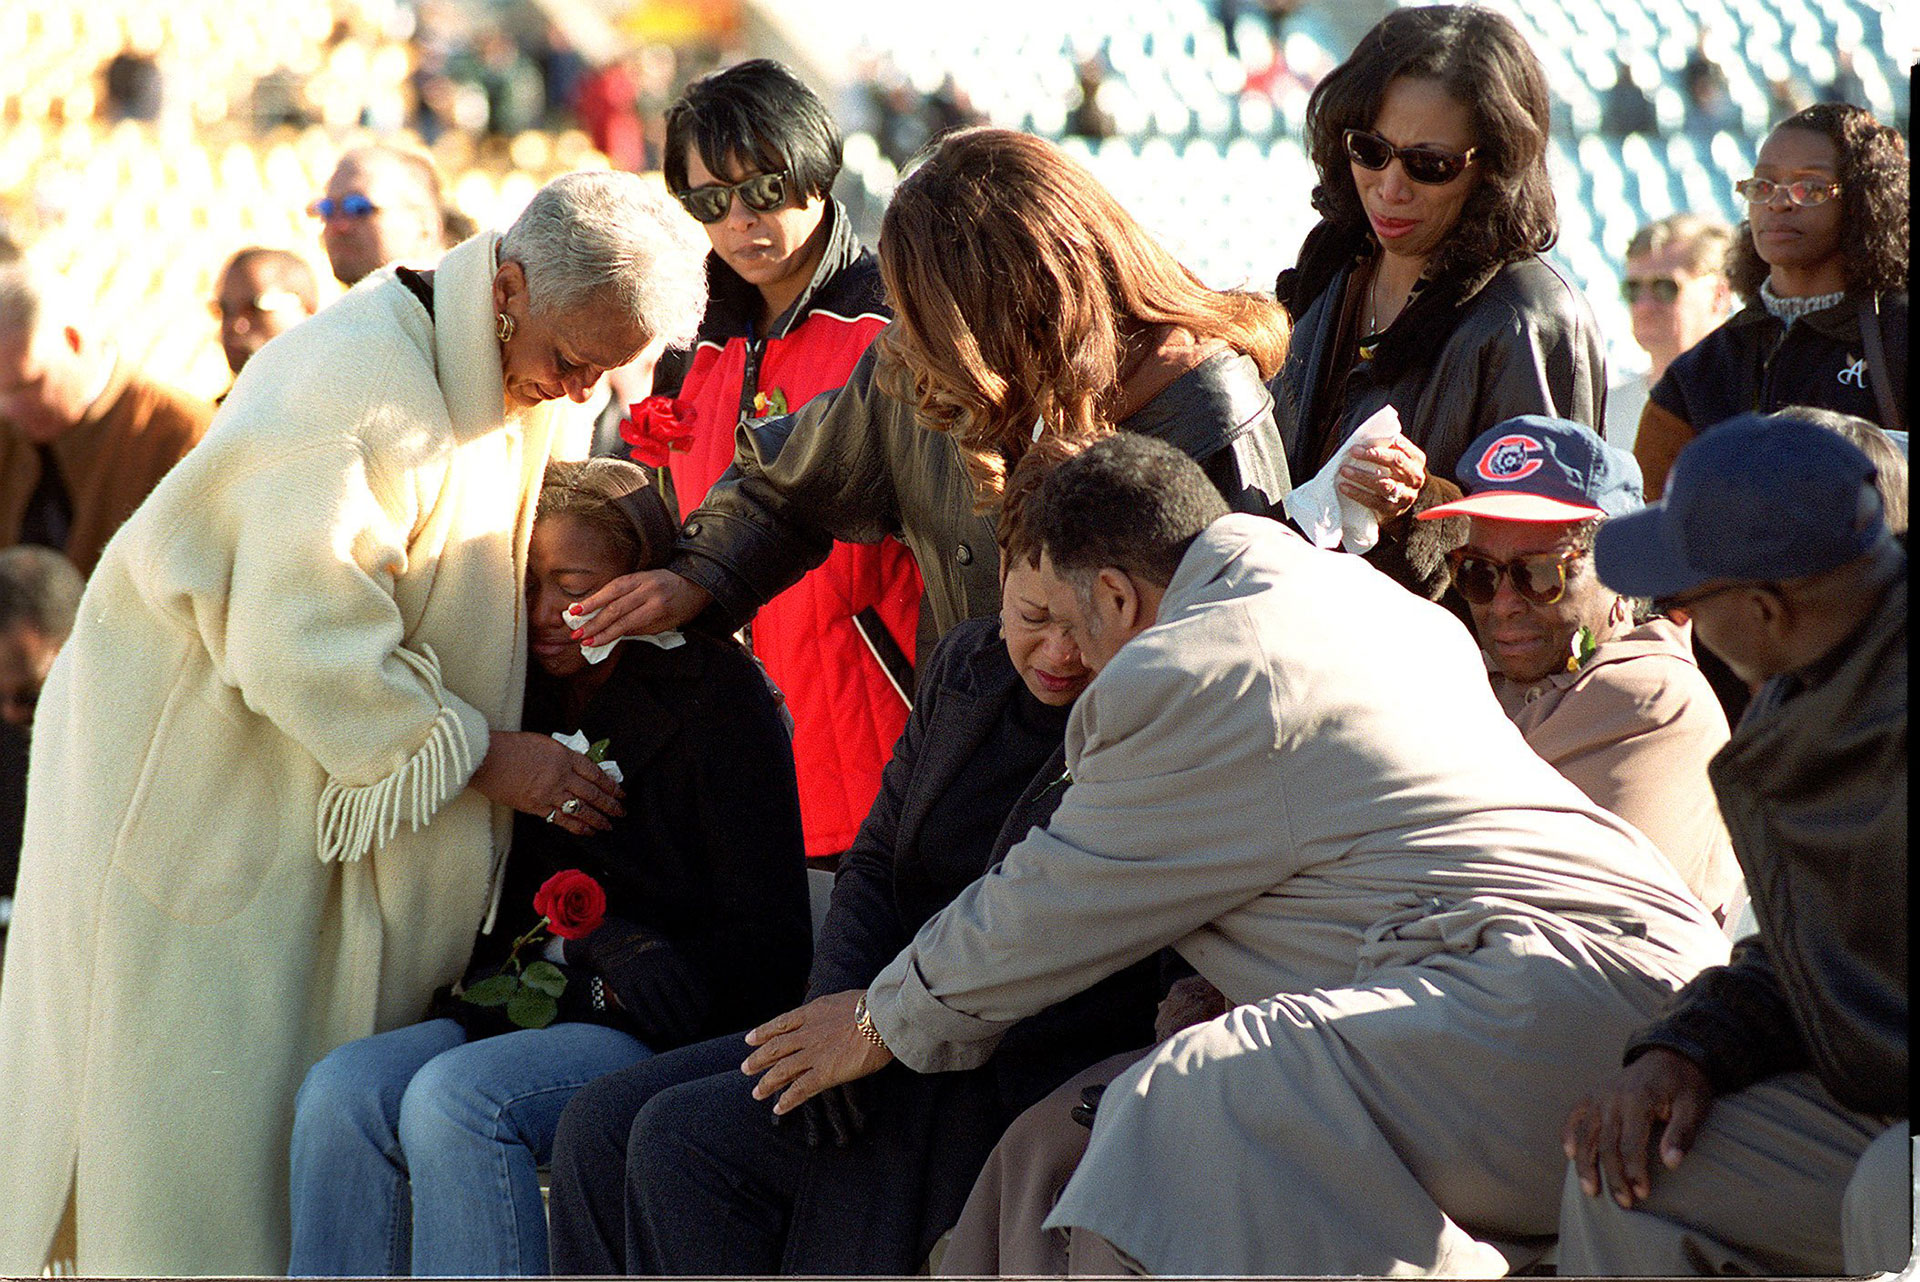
[650,200,922,859]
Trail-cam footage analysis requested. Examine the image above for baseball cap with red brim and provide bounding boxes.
[1417,415,1644,523]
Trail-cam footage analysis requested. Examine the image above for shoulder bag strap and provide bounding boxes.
[1856,295,1906,433]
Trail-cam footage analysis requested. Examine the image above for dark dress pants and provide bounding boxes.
[548,1029,1009,1276]
[548,1032,744,1274]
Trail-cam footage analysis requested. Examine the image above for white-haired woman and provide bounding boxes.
[0,171,708,1277]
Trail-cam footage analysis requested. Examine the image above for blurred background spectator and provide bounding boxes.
[212,247,320,384]
[0,0,1904,410]
[0,259,213,575]
[314,141,449,285]
[0,545,84,958]
[1607,214,1735,452]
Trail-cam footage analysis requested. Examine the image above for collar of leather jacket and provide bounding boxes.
[1122,348,1274,465]
[1275,217,1527,385]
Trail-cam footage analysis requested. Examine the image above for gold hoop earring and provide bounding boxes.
[495,312,515,343]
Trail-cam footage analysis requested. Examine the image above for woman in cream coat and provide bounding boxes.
[0,171,706,1277]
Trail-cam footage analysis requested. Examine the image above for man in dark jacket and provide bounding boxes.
[1559,411,1908,1275]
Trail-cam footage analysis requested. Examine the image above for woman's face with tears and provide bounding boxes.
[1000,558,1093,706]
[527,514,629,680]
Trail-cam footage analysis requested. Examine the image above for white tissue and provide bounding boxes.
[1281,404,1404,555]
[563,603,685,664]
[550,729,624,784]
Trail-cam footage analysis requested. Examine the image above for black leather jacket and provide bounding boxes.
[668,337,1291,639]
[1628,549,1907,1116]
[1272,221,1607,596]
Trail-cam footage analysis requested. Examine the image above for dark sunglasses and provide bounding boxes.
[1622,277,1683,304]
[672,171,792,224]
[1343,128,1478,185]
[1733,177,1840,207]
[307,193,379,221]
[1448,548,1582,606]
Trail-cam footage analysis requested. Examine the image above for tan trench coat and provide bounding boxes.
[867,515,1731,1275]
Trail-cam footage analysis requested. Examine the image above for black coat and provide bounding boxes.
[1650,290,1908,433]
[790,619,1162,1271]
[1630,555,1907,1116]
[1272,219,1607,596]
[451,633,812,1050]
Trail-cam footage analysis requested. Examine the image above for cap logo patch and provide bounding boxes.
[1476,434,1546,483]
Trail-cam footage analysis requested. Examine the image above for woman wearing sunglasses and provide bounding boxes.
[1632,103,1907,500]
[565,125,1290,657]
[1271,5,1605,599]
[652,59,922,872]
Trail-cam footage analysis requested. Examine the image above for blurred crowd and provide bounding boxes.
[0,1,1909,1279]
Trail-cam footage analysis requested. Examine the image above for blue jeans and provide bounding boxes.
[288,1017,650,1276]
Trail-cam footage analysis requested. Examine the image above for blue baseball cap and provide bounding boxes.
[1594,411,1885,600]
[1417,415,1644,522]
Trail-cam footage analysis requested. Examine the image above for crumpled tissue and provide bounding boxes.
[548,728,624,785]
[1280,404,1405,555]
[563,603,685,664]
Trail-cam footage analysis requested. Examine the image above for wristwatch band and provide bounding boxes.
[852,994,888,1050]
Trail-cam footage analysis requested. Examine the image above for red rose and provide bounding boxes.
[620,396,698,468]
[533,869,607,940]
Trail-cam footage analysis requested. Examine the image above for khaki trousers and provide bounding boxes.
[1557,1070,1908,1276]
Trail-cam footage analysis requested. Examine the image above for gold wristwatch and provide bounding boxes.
[852,994,888,1050]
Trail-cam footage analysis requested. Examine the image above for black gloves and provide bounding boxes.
[566,916,712,1050]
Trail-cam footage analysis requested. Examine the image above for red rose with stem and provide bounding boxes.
[461,869,606,1027]
[533,868,607,939]
[620,396,697,468]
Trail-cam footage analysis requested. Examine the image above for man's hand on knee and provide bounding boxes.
[1562,1048,1716,1208]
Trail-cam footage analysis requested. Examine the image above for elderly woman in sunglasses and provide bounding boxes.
[651,59,922,870]
[1415,415,1743,920]
[0,172,707,1276]
[1271,5,1605,599]
[1633,103,1908,500]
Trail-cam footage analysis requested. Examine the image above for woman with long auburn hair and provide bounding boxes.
[565,125,1292,651]
[876,127,1291,502]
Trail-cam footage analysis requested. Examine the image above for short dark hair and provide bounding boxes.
[1762,405,1908,536]
[1302,5,1557,283]
[1727,103,1908,303]
[219,247,319,311]
[663,59,842,201]
[1030,434,1228,593]
[0,545,83,641]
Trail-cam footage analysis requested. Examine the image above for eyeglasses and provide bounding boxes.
[1447,547,1583,605]
[672,171,792,224]
[1343,129,1478,185]
[1653,580,1768,613]
[1622,277,1684,304]
[1733,177,1841,207]
[307,193,379,221]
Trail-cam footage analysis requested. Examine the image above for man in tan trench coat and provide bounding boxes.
[742,435,1732,1276]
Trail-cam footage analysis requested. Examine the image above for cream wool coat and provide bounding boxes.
[0,233,585,1276]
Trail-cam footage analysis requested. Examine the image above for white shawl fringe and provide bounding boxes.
[315,645,475,863]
